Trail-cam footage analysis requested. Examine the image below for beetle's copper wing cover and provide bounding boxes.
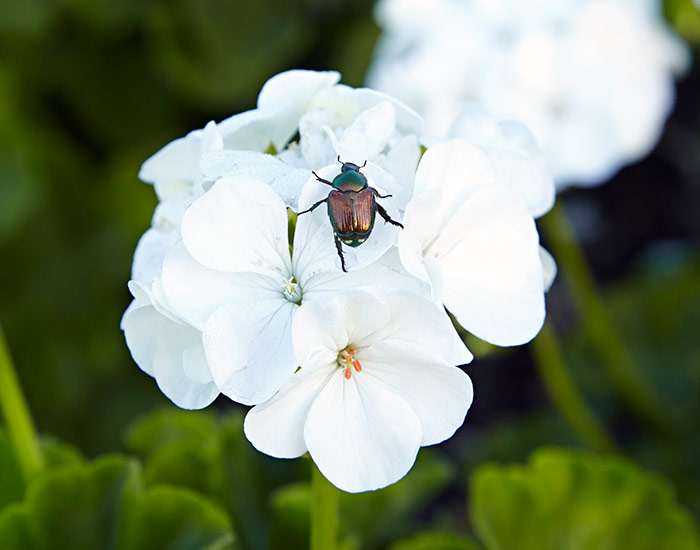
[352,188,375,233]
[328,190,354,236]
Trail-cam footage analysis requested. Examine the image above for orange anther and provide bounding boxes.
[347,348,356,354]
[353,359,362,372]
[344,366,352,380]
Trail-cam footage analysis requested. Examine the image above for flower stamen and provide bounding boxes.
[338,346,362,380]
[280,275,302,303]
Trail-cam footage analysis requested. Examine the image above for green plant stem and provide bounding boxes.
[0,323,43,480]
[310,462,339,550]
[541,202,667,432]
[532,322,617,453]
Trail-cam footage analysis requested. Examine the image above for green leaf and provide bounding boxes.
[0,454,140,549]
[125,408,307,550]
[388,532,483,550]
[470,448,700,550]
[0,454,236,550]
[0,429,24,509]
[125,408,218,455]
[269,483,311,550]
[119,486,236,550]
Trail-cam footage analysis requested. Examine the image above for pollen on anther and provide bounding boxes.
[344,366,352,380]
[353,359,362,372]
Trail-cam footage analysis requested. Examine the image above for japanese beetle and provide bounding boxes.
[299,157,403,272]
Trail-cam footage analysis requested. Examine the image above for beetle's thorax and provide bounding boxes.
[332,170,368,192]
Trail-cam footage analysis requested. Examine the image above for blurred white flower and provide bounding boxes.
[161,176,441,405]
[369,0,690,188]
[244,290,473,493]
[398,139,546,346]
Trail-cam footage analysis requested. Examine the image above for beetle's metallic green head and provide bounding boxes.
[337,157,367,174]
[340,162,361,173]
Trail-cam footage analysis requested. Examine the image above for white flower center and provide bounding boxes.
[337,347,362,380]
[281,275,302,303]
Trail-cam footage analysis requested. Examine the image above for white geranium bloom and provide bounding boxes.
[121,190,219,409]
[161,176,448,406]
[398,139,545,346]
[369,0,689,188]
[244,290,473,493]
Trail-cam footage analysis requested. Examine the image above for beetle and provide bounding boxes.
[298,157,404,272]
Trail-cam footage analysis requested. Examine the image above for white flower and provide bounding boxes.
[121,189,220,409]
[244,290,473,493]
[161,176,443,405]
[139,121,223,201]
[398,139,545,346]
[369,0,690,188]
[204,70,424,211]
[121,280,219,409]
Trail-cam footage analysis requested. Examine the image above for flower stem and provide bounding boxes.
[310,462,339,550]
[532,322,617,453]
[0,323,43,480]
[540,202,668,432]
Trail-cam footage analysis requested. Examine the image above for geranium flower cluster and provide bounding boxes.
[122,70,554,493]
[368,0,690,188]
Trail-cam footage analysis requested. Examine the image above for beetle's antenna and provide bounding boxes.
[337,155,342,164]
[360,160,367,168]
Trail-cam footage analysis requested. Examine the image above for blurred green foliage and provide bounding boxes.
[470,448,700,550]
[0,454,236,549]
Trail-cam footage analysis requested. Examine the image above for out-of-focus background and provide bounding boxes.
[1,0,699,547]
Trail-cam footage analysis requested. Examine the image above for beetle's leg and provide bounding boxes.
[311,171,333,186]
[334,235,348,272]
[370,187,392,199]
[298,198,327,215]
[376,203,404,229]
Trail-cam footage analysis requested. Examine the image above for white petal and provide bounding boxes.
[361,340,473,446]
[397,188,443,287]
[200,150,310,210]
[539,245,557,292]
[181,176,290,275]
[138,130,201,192]
[363,290,472,366]
[414,139,496,220]
[448,104,555,218]
[292,198,341,281]
[338,101,396,162]
[292,292,391,365]
[161,242,282,330]
[152,320,219,409]
[302,247,431,304]
[204,299,298,405]
[257,70,341,151]
[121,300,162,377]
[437,185,545,346]
[304,371,422,493]
[243,365,336,459]
[131,227,178,286]
[182,341,214,384]
[352,87,425,135]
